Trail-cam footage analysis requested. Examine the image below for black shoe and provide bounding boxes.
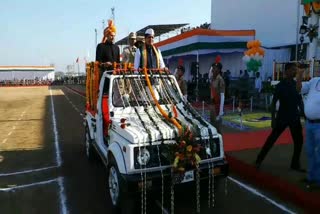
[290,166,307,173]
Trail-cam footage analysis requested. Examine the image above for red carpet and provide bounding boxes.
[223,129,304,152]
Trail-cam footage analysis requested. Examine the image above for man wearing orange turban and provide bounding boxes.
[96,20,120,77]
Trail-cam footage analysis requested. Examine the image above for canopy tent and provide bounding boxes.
[0,66,55,81]
[155,29,293,81]
[115,23,189,46]
[155,28,256,80]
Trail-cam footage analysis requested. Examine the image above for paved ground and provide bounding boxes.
[0,86,305,213]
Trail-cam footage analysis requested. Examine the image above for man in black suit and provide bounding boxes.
[255,62,304,172]
[96,20,120,77]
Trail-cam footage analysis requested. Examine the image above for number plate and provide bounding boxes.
[181,170,194,183]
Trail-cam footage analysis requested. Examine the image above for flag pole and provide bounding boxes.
[95,28,97,47]
[77,60,80,77]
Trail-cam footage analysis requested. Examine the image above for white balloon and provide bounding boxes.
[252,53,259,61]
[258,55,264,61]
[242,55,250,62]
[253,53,263,62]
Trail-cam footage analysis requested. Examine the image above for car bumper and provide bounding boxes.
[121,159,228,193]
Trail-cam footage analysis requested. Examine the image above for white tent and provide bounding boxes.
[155,28,256,80]
[156,28,292,81]
[0,66,55,81]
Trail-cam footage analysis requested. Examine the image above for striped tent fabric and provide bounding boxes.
[155,28,255,57]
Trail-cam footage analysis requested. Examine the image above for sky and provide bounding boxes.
[0,0,211,72]
[212,0,302,47]
[1,0,302,72]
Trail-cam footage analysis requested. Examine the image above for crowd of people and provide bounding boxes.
[0,78,53,86]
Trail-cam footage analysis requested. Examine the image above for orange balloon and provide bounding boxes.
[304,4,311,16]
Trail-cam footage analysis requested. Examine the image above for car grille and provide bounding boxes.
[134,138,221,169]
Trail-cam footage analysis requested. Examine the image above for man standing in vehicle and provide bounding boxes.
[122,32,137,64]
[134,28,166,70]
[96,20,120,78]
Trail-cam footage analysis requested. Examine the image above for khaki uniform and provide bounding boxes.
[211,74,225,100]
[113,79,132,107]
[177,77,187,96]
[210,74,225,133]
[122,46,137,64]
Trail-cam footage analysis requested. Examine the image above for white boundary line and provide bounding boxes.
[58,177,68,214]
[228,176,296,214]
[50,89,68,214]
[64,95,81,115]
[0,88,68,214]
[0,176,68,214]
[63,86,86,98]
[62,87,84,117]
[50,89,62,167]
[0,178,58,192]
[0,166,57,177]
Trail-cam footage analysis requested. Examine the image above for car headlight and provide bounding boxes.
[137,148,150,166]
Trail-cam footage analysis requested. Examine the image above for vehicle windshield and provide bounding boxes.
[111,75,183,107]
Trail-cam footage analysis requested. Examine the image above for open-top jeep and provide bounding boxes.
[84,63,228,212]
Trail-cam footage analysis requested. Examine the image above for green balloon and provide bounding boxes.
[246,58,262,72]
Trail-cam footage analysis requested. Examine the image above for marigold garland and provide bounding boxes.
[172,124,202,174]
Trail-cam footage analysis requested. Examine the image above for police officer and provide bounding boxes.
[122,32,137,64]
[175,65,188,100]
[209,60,225,133]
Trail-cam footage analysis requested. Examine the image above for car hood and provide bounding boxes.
[110,104,218,144]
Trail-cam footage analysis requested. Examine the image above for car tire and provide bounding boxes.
[108,156,136,214]
[85,123,97,161]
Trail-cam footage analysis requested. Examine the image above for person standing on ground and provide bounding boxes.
[175,65,188,100]
[209,56,225,133]
[255,71,262,94]
[223,70,230,99]
[255,63,304,172]
[297,69,320,188]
